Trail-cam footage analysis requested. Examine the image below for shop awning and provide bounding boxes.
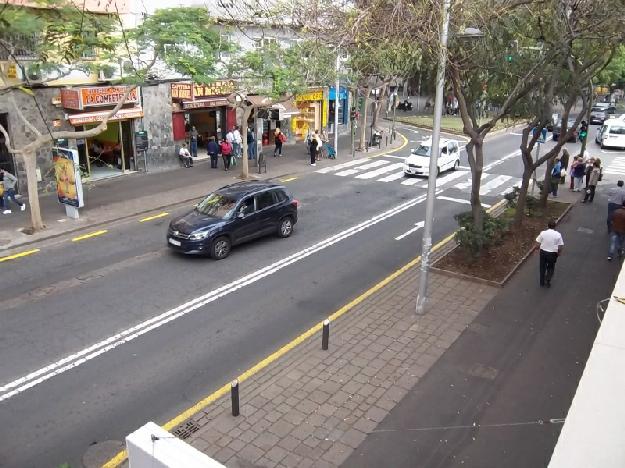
[68,107,144,126]
[272,99,300,118]
[182,97,229,110]
[246,95,273,107]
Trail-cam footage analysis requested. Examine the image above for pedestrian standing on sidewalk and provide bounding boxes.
[232,126,242,159]
[220,138,233,171]
[179,143,193,168]
[584,156,595,189]
[0,168,26,214]
[274,128,285,157]
[560,149,570,185]
[247,128,256,160]
[572,157,585,192]
[536,220,564,288]
[190,126,198,158]
[550,157,562,197]
[309,132,319,166]
[607,180,625,231]
[207,136,219,169]
[582,161,601,203]
[608,200,625,261]
[226,128,234,147]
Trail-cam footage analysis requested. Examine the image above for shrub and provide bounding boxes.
[454,210,508,258]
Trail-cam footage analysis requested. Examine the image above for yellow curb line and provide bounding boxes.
[138,212,169,223]
[279,177,298,183]
[72,230,108,242]
[369,131,408,159]
[102,215,463,468]
[0,248,40,263]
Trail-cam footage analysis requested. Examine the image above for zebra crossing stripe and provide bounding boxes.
[479,175,513,195]
[435,170,470,187]
[356,163,405,179]
[378,171,407,182]
[605,157,625,175]
[315,158,368,174]
[336,160,389,176]
[454,177,474,190]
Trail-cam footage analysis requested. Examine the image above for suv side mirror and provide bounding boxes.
[237,211,245,219]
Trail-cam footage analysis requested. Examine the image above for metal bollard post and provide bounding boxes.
[385,136,388,146]
[231,379,240,416]
[322,319,330,350]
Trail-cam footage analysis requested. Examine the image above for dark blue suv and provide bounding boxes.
[167,181,298,259]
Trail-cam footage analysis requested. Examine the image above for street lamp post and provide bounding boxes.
[391,91,397,142]
[334,52,340,155]
[415,0,452,316]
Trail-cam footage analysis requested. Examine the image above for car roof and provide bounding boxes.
[216,181,285,200]
[420,137,457,146]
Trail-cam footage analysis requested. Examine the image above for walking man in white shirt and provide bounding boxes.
[232,126,242,159]
[536,220,564,288]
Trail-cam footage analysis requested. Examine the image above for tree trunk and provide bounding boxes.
[21,151,45,231]
[540,157,555,207]
[358,86,371,151]
[469,138,485,234]
[239,105,253,180]
[514,164,534,226]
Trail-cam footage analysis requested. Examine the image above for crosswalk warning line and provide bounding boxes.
[378,171,407,182]
[479,175,513,195]
[356,163,405,179]
[316,159,366,174]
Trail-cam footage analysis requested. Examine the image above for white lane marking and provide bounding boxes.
[356,163,405,179]
[401,177,423,186]
[604,157,625,174]
[483,150,521,172]
[437,195,491,208]
[479,175,513,195]
[0,193,429,402]
[453,176,474,190]
[395,220,425,240]
[435,170,470,187]
[316,159,367,174]
[383,155,406,160]
[458,165,471,170]
[335,160,388,176]
[378,171,406,182]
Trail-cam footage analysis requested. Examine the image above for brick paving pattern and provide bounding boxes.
[185,265,497,467]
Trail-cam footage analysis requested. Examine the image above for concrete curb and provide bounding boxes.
[394,118,523,139]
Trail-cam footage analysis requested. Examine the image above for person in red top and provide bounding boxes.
[220,139,233,171]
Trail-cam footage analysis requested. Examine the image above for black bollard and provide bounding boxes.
[322,319,330,350]
[231,379,240,416]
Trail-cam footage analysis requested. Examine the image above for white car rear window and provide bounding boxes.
[609,126,625,135]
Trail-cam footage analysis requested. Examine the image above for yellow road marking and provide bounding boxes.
[0,248,40,263]
[139,212,169,223]
[72,230,108,242]
[280,177,298,183]
[370,131,409,159]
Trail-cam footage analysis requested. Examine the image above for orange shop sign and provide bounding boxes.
[61,86,140,110]
[171,82,193,100]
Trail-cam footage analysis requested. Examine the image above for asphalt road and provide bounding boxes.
[1,123,623,467]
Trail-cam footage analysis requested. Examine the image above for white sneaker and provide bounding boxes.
[311,163,316,166]
[20,204,26,211]
[3,209,11,214]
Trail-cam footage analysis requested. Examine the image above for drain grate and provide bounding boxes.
[172,420,200,440]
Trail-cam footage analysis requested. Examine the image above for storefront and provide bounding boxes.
[61,86,143,180]
[328,86,348,133]
[171,81,237,146]
[292,88,327,141]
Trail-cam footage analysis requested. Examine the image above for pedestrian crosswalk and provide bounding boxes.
[315,157,521,197]
[604,157,625,176]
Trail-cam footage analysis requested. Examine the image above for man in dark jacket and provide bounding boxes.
[206,136,220,169]
[608,200,625,260]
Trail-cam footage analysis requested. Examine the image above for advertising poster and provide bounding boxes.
[52,147,84,208]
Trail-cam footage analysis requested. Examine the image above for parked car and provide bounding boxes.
[590,106,609,125]
[167,182,298,259]
[552,119,578,142]
[596,120,625,149]
[594,102,617,115]
[404,138,461,177]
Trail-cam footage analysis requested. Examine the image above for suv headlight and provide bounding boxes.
[189,230,211,241]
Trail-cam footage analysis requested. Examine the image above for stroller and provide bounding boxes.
[322,142,336,159]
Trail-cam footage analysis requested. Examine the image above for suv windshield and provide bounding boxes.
[412,145,432,157]
[196,193,237,218]
[591,107,605,112]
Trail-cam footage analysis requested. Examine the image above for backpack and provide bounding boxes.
[278,132,287,143]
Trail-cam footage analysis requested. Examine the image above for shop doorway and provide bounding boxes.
[76,120,135,180]
[0,113,16,175]
[187,108,224,144]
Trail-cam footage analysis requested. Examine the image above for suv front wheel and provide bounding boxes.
[211,236,231,260]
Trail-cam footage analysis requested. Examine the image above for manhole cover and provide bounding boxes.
[172,420,200,440]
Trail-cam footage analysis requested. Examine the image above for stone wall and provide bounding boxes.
[139,82,177,171]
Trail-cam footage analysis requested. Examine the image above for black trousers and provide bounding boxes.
[222,155,231,170]
[539,250,558,286]
[583,185,596,202]
[209,154,218,168]
[310,147,317,164]
[274,141,282,156]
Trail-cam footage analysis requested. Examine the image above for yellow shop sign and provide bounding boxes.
[295,89,323,102]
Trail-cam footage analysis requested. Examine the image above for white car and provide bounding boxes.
[596,120,625,149]
[404,138,461,177]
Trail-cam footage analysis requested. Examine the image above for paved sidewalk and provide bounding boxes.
[169,260,497,467]
[1,127,402,252]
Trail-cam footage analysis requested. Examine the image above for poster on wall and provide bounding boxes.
[52,147,84,208]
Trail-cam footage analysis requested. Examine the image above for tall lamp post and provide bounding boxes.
[334,51,340,155]
[415,0,452,315]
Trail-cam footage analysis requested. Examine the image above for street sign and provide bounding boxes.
[533,127,548,143]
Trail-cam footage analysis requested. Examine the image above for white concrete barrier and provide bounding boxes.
[126,422,225,468]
